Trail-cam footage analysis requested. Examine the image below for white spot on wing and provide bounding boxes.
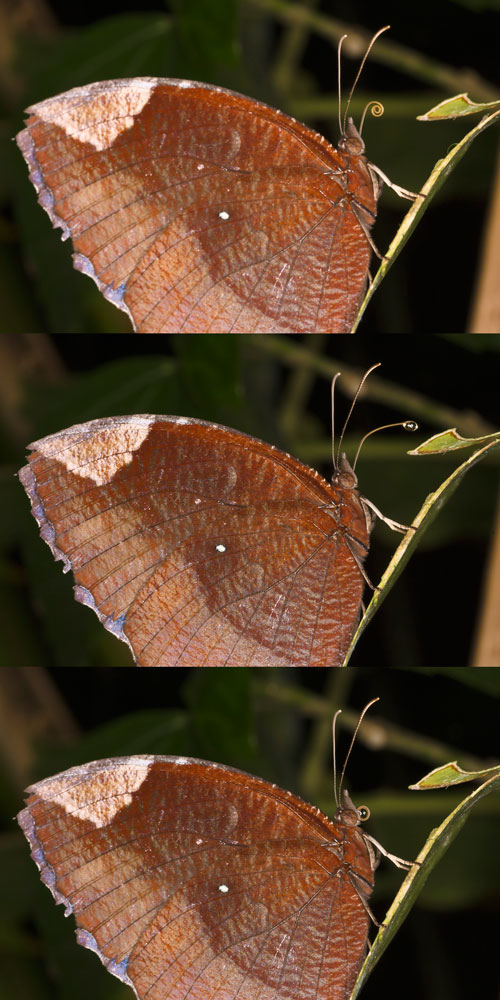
[218,884,229,893]
[218,210,230,220]
[215,543,226,552]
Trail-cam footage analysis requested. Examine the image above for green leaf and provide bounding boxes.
[21,13,175,102]
[410,761,500,789]
[350,770,500,998]
[409,427,500,454]
[22,356,178,433]
[36,711,191,780]
[417,92,500,120]
[168,0,238,75]
[182,669,256,764]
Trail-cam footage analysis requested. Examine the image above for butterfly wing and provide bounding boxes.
[18,756,374,1000]
[16,79,377,333]
[18,415,371,666]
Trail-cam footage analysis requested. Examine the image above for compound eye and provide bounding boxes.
[358,805,370,822]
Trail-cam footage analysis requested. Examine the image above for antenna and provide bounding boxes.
[341,25,390,134]
[352,420,418,472]
[337,34,348,137]
[359,98,384,137]
[331,371,342,471]
[332,707,342,807]
[335,698,380,806]
[335,362,381,468]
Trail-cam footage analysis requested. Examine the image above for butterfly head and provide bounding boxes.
[334,788,370,828]
[331,451,359,491]
[338,117,365,156]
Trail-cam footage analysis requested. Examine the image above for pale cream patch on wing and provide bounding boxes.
[33,84,155,151]
[38,762,150,827]
[36,420,153,486]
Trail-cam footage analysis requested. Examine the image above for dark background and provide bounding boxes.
[3,0,500,333]
[1,333,499,667]
[2,667,500,1000]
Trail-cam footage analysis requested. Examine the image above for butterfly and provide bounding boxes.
[17,743,412,1000]
[16,29,414,333]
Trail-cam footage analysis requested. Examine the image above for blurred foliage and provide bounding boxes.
[1,333,498,668]
[2,0,499,332]
[2,667,499,1000]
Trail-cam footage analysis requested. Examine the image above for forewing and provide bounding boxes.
[18,415,370,665]
[16,79,377,333]
[18,757,374,1000]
